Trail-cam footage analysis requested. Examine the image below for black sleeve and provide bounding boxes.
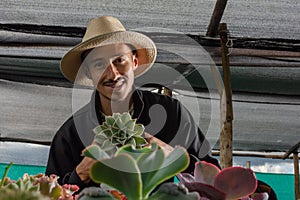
[140,92,220,172]
[45,120,87,189]
[176,101,221,172]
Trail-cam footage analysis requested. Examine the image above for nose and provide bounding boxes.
[106,63,120,80]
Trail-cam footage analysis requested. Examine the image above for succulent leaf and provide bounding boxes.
[136,144,165,197]
[251,192,269,200]
[90,154,142,200]
[194,161,221,185]
[142,145,190,197]
[120,112,131,124]
[106,116,115,126]
[116,144,152,160]
[82,145,110,160]
[134,124,144,136]
[214,167,257,200]
[133,136,148,147]
[125,119,135,131]
[176,173,196,184]
[183,182,226,200]
[147,183,200,200]
[77,187,116,200]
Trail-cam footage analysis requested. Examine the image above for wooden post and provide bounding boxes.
[246,161,251,169]
[219,23,233,169]
[206,0,228,37]
[294,153,300,200]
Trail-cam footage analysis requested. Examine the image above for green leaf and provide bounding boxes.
[127,137,136,147]
[143,146,190,197]
[125,129,136,138]
[102,129,113,138]
[115,117,125,130]
[113,113,122,119]
[125,119,136,131]
[106,116,115,126]
[120,112,131,124]
[101,140,117,154]
[136,144,165,197]
[133,136,148,148]
[78,187,116,200]
[49,185,62,200]
[93,125,107,134]
[28,185,39,192]
[90,154,142,200]
[0,162,13,188]
[116,144,152,160]
[134,124,145,136]
[82,145,109,160]
[94,134,107,145]
[147,183,200,200]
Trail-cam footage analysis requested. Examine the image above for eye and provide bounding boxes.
[114,55,129,65]
[93,61,106,69]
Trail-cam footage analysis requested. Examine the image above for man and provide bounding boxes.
[46,16,219,190]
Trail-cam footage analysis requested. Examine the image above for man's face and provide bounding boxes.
[84,44,138,101]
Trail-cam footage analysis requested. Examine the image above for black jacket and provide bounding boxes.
[46,89,219,189]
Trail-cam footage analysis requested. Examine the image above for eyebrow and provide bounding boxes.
[86,53,132,66]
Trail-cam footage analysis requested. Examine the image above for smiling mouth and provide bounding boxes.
[103,78,125,89]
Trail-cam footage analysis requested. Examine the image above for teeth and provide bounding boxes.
[104,80,124,87]
[115,81,124,87]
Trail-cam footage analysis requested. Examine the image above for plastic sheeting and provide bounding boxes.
[0,79,299,152]
[1,0,299,39]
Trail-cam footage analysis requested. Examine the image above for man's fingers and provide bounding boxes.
[144,132,174,156]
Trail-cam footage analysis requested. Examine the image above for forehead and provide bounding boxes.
[85,44,133,60]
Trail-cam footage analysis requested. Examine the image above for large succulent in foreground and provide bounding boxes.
[92,113,148,157]
[83,143,193,200]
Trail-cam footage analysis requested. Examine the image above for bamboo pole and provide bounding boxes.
[206,0,228,37]
[294,153,300,200]
[219,23,233,169]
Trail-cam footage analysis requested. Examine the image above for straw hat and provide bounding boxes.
[60,16,157,86]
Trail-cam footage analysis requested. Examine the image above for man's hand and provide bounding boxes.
[144,132,174,156]
[75,157,97,184]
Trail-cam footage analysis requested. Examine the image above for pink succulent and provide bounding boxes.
[177,161,269,200]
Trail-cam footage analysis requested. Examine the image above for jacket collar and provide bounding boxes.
[91,87,145,125]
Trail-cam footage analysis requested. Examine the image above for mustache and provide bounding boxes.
[103,77,126,85]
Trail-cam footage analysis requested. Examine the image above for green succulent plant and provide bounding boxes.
[0,163,79,200]
[0,188,50,200]
[84,143,190,200]
[92,112,148,157]
[77,187,115,200]
[148,183,199,200]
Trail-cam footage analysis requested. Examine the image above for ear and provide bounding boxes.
[132,54,138,71]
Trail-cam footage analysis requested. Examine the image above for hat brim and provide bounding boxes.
[60,31,157,86]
